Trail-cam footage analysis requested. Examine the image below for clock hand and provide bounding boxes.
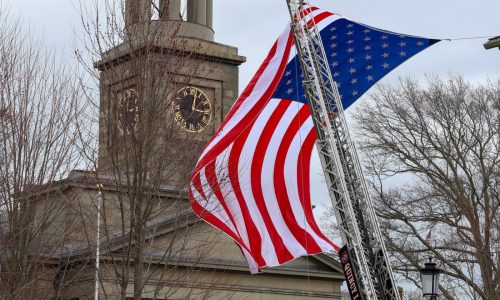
[191,96,197,111]
[191,90,202,111]
[193,108,211,113]
[191,94,210,113]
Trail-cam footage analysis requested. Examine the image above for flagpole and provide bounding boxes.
[95,184,103,300]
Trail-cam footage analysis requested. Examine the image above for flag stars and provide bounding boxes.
[274,21,432,103]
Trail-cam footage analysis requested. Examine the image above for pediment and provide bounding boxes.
[141,217,344,279]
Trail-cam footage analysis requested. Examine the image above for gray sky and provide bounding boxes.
[8,0,500,87]
[6,0,500,218]
[215,0,500,88]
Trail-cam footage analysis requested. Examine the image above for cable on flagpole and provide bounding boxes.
[441,35,499,41]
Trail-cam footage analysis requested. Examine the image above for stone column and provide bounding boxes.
[187,0,196,23]
[195,0,206,26]
[187,0,208,26]
[159,0,181,20]
[206,0,213,29]
[125,0,152,26]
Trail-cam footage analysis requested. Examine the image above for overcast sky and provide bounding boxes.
[7,0,500,87]
[6,0,500,218]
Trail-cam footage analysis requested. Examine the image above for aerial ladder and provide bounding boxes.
[285,1,401,299]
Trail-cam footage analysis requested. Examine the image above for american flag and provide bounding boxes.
[189,6,438,273]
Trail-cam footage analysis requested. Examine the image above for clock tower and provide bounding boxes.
[94,0,245,187]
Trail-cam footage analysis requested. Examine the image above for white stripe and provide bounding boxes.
[199,27,292,160]
[213,145,252,251]
[260,99,306,259]
[237,100,282,266]
[196,169,238,236]
[199,11,341,163]
[283,113,334,251]
[240,246,259,274]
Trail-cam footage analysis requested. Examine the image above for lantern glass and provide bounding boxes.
[420,258,441,299]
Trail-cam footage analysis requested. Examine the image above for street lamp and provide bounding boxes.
[420,257,442,299]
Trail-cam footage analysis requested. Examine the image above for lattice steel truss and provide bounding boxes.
[285,2,401,299]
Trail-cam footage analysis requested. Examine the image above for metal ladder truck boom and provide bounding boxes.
[285,1,400,299]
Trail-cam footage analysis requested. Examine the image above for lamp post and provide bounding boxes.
[420,257,442,299]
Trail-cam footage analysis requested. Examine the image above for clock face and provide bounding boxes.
[172,86,212,132]
[117,88,139,134]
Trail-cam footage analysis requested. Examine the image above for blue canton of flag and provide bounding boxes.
[273,17,439,108]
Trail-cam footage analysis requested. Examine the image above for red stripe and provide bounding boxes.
[190,189,250,253]
[204,160,242,239]
[293,6,320,22]
[250,101,295,264]
[227,129,267,267]
[189,174,262,256]
[297,123,339,251]
[193,33,295,176]
[191,35,293,176]
[190,174,237,238]
[193,11,333,177]
[306,11,332,29]
[273,104,322,253]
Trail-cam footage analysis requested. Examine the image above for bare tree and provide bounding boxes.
[349,76,499,299]
[73,1,232,299]
[0,6,85,299]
